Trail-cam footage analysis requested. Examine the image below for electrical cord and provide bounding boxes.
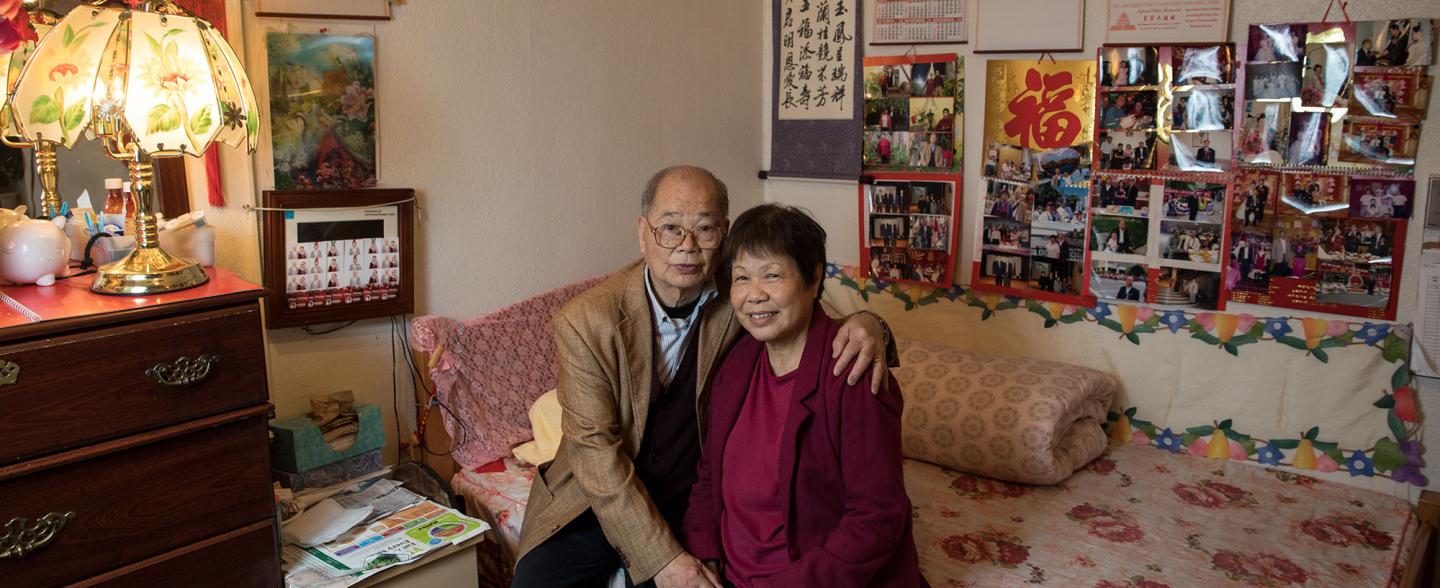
[302,321,355,335]
[393,314,471,457]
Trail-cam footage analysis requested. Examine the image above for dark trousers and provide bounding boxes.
[512,510,655,588]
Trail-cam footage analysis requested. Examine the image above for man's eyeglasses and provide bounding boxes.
[646,219,725,250]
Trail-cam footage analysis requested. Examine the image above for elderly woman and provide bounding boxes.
[682,204,922,587]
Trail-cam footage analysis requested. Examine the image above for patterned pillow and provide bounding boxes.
[893,338,1116,485]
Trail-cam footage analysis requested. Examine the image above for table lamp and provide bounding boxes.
[9,0,259,294]
[0,7,61,219]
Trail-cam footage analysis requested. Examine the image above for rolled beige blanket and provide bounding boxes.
[893,338,1117,485]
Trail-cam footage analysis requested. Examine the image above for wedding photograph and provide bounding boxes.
[1286,111,1331,166]
[1174,45,1234,85]
[1239,101,1289,164]
[1248,23,1307,62]
[1100,46,1160,86]
[1300,42,1351,108]
[1245,62,1302,100]
[1354,19,1433,67]
[1172,88,1234,131]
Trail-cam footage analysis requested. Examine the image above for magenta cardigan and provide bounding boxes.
[682,310,925,587]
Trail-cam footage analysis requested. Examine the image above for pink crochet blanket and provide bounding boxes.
[411,273,608,468]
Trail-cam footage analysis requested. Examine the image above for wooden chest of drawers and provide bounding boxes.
[0,272,279,587]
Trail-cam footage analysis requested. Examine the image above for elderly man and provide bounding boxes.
[513,166,893,588]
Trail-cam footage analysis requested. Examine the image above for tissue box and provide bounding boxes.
[273,448,384,491]
[269,403,385,473]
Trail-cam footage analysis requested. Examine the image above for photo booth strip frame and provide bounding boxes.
[261,189,416,329]
[859,172,963,288]
[1086,43,1241,312]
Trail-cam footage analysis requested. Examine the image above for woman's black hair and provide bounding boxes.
[717,203,826,300]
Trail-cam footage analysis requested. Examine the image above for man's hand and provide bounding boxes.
[655,552,722,588]
[831,312,890,394]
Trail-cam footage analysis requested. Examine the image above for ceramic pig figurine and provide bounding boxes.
[0,215,71,286]
[0,205,28,232]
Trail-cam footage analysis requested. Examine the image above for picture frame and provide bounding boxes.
[973,0,1084,53]
[858,173,963,288]
[261,189,415,329]
[256,0,392,20]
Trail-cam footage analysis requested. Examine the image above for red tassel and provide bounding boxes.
[204,144,224,207]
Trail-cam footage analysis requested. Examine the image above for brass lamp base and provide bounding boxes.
[91,246,208,295]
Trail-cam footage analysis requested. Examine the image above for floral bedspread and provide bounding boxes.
[910,443,1417,587]
[451,457,536,563]
[450,445,1417,586]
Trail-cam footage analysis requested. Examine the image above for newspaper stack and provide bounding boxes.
[281,478,489,588]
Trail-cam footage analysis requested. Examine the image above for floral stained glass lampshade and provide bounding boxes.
[0,10,60,219]
[7,1,259,294]
[11,2,259,154]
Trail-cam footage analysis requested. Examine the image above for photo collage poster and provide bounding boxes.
[1228,20,1433,319]
[863,53,964,173]
[974,59,1095,302]
[1088,45,1238,311]
[283,207,403,310]
[861,178,959,286]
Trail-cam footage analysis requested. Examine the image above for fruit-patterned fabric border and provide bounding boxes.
[820,262,1423,496]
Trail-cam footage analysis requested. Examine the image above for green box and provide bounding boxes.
[269,404,385,473]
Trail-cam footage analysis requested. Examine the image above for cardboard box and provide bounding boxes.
[272,448,384,491]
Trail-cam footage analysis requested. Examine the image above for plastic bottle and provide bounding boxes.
[100,178,126,231]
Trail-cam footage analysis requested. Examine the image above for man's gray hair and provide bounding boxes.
[640,165,729,218]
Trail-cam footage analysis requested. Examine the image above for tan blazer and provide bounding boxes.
[516,260,741,582]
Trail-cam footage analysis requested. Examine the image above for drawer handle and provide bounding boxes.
[1,512,76,559]
[146,354,220,387]
[0,359,17,386]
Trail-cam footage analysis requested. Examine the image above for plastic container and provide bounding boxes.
[158,224,214,267]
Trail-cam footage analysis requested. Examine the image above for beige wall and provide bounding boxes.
[196,0,763,461]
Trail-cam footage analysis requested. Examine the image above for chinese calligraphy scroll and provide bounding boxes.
[770,0,863,179]
[972,60,1096,303]
[777,0,857,120]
